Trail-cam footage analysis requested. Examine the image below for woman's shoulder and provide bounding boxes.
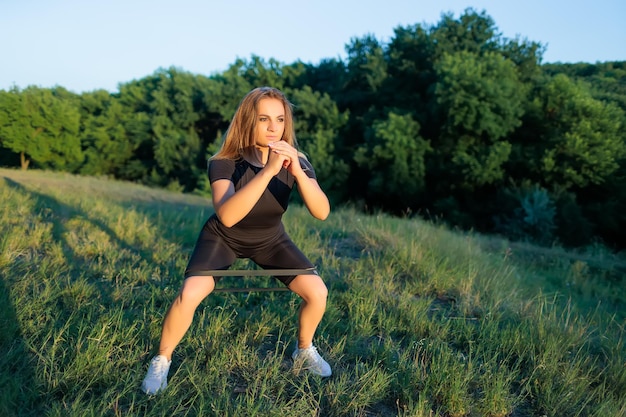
[298,155,316,178]
[208,157,244,181]
[209,157,237,167]
[298,155,312,167]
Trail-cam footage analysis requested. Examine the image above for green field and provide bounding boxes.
[1,168,624,417]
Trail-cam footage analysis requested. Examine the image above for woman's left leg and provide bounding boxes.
[288,274,328,349]
[252,232,331,375]
[288,274,332,376]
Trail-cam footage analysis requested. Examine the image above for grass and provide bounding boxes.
[1,167,624,417]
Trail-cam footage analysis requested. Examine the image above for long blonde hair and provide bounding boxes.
[211,87,299,162]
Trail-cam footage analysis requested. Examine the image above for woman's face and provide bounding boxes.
[254,98,285,147]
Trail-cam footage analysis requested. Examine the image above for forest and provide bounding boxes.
[1,9,625,250]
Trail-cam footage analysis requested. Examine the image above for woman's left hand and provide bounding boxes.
[268,141,302,174]
[269,141,330,220]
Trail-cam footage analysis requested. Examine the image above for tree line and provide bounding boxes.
[1,9,625,249]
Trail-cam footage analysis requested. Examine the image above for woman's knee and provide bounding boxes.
[177,275,215,306]
[315,278,329,300]
[291,275,328,303]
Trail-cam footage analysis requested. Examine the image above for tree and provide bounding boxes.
[354,112,431,208]
[343,34,388,112]
[430,8,501,57]
[229,55,285,90]
[501,36,545,84]
[384,23,436,127]
[289,86,350,201]
[543,61,626,112]
[529,74,626,189]
[78,90,136,177]
[0,86,82,170]
[432,51,525,190]
[294,59,348,100]
[113,67,225,190]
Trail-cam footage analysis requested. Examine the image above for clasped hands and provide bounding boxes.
[266,141,302,175]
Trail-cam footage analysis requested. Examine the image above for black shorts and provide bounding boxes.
[184,219,314,287]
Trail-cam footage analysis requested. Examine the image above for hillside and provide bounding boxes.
[1,168,624,417]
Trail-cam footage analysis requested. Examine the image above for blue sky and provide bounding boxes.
[2,0,624,94]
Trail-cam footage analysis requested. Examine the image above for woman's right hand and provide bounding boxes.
[264,146,291,176]
[213,150,288,227]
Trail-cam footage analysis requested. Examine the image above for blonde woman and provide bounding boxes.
[141,87,332,394]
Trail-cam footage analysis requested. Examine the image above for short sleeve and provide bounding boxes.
[299,157,317,180]
[208,159,236,183]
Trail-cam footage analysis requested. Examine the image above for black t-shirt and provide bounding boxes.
[207,157,316,244]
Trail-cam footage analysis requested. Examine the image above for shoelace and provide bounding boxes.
[304,346,322,364]
[147,358,168,378]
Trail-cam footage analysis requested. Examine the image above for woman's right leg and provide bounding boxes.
[158,275,215,360]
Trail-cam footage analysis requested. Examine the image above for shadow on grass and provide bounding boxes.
[0,270,42,417]
[0,177,208,414]
[3,177,161,271]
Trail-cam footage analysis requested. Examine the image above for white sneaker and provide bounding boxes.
[292,345,332,377]
[141,355,171,394]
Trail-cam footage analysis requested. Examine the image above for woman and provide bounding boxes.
[141,87,332,394]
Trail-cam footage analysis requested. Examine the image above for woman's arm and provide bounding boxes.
[294,173,330,221]
[268,141,330,220]
[212,151,290,227]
